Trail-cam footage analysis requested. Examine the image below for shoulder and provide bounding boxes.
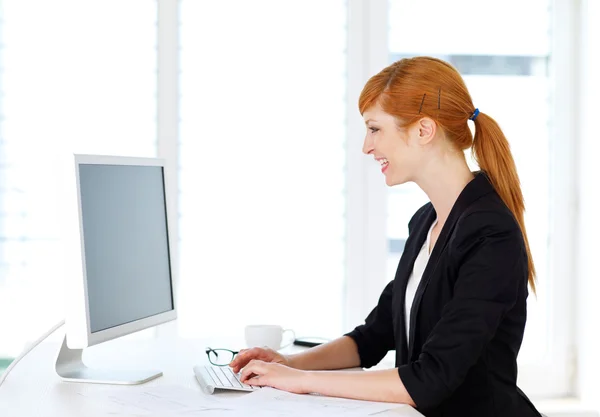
[408,202,433,234]
[453,192,524,255]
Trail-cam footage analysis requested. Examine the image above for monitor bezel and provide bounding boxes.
[66,154,177,349]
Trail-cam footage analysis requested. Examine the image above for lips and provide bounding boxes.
[376,158,389,173]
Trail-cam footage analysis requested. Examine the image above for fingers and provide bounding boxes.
[245,375,267,386]
[239,359,267,383]
[229,349,247,369]
[230,347,272,373]
[229,348,252,372]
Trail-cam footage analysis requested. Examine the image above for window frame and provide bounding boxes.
[343,0,391,332]
[156,0,180,340]
[574,0,599,404]
[512,0,577,398]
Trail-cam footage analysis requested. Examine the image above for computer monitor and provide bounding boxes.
[56,154,177,385]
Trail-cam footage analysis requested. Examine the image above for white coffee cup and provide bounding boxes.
[244,325,295,350]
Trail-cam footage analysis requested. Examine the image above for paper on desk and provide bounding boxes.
[77,384,412,417]
[233,387,408,416]
[77,384,239,417]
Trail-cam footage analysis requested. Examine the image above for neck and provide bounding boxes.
[414,152,474,225]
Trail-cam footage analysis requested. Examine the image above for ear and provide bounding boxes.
[417,117,437,145]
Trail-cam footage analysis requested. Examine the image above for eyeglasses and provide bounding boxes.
[205,347,239,366]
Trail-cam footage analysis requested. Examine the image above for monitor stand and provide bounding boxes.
[55,334,162,385]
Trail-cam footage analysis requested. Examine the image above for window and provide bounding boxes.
[0,1,157,358]
[178,1,347,340]
[387,0,566,398]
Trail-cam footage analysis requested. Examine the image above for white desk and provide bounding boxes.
[0,330,423,417]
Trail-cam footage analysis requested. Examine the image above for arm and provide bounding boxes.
[229,335,362,374]
[302,369,415,405]
[278,278,396,371]
[287,335,361,370]
[344,280,396,368]
[236,208,423,375]
[242,212,522,407]
[242,362,415,405]
[241,280,415,404]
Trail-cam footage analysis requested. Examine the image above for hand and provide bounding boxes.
[229,347,289,373]
[240,360,311,394]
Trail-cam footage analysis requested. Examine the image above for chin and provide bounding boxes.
[385,175,408,187]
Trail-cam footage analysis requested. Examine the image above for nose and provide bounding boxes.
[362,134,374,155]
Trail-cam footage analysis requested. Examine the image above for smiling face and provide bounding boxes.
[362,104,435,186]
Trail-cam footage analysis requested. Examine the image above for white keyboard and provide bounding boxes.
[193,365,261,394]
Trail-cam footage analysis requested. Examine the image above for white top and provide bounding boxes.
[405,219,438,343]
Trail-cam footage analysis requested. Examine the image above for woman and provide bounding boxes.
[229,57,542,417]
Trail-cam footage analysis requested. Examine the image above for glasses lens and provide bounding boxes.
[207,349,235,366]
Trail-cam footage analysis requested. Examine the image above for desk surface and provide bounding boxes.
[0,328,423,417]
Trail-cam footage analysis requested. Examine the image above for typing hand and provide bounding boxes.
[240,360,310,394]
[229,347,289,373]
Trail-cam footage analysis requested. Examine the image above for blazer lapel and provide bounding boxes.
[394,204,436,364]
[406,172,495,359]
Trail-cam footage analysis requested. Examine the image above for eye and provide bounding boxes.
[369,127,379,133]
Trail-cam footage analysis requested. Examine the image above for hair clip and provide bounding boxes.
[469,108,480,121]
[419,93,426,113]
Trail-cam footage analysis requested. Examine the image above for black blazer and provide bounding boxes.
[346,172,541,417]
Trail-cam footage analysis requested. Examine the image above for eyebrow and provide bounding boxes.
[364,118,378,124]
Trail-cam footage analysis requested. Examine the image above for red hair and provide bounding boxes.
[359,57,536,294]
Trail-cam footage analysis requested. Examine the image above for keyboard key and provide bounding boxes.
[207,366,232,387]
[220,368,243,388]
[194,365,262,392]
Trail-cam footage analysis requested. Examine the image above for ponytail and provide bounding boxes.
[472,112,536,294]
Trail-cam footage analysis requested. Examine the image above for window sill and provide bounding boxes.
[535,398,599,417]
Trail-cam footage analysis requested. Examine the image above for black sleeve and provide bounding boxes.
[398,211,526,410]
[344,280,395,368]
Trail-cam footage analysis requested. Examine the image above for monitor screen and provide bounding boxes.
[78,164,174,333]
